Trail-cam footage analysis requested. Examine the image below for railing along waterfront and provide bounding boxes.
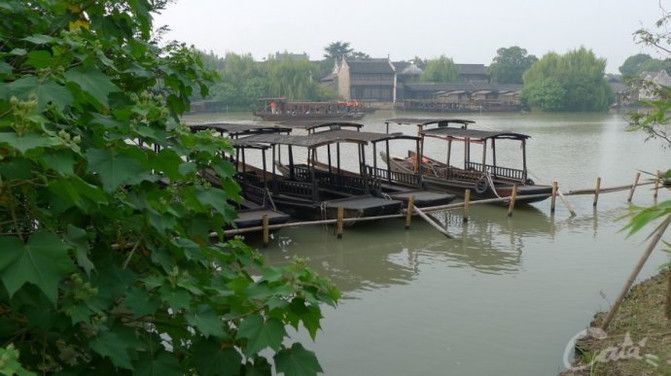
[465,162,526,181]
[366,165,421,187]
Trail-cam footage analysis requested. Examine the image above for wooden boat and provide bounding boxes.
[254,98,364,121]
[231,132,404,220]
[383,118,552,204]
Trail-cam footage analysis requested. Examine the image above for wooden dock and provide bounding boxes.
[219,174,665,241]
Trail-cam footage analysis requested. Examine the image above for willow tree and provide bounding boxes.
[522,48,612,111]
[420,56,459,82]
[0,1,338,375]
[265,58,333,100]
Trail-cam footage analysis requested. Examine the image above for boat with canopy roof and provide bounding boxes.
[382,118,552,203]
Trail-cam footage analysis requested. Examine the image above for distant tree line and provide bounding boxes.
[197,51,336,110]
[618,53,671,77]
[196,41,663,113]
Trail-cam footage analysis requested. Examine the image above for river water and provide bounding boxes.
[187,110,670,375]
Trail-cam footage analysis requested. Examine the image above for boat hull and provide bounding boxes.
[381,151,551,204]
[254,112,364,121]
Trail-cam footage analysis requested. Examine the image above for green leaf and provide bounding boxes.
[9,49,26,56]
[236,314,286,355]
[158,285,191,311]
[0,232,75,305]
[185,305,225,338]
[195,187,235,219]
[90,331,134,370]
[22,34,54,45]
[66,225,94,276]
[0,61,12,76]
[274,343,322,376]
[0,76,73,111]
[135,352,180,376]
[86,148,146,192]
[151,149,182,180]
[48,176,108,212]
[25,50,52,69]
[0,344,36,376]
[190,339,242,376]
[40,149,76,176]
[123,287,160,318]
[64,67,119,107]
[0,132,60,153]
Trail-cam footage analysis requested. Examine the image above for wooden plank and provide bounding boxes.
[262,214,269,247]
[593,177,601,207]
[405,196,415,229]
[507,185,517,217]
[463,189,470,223]
[336,207,344,239]
[551,181,558,213]
[627,172,641,203]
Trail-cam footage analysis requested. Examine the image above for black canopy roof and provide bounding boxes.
[186,122,290,136]
[421,127,529,141]
[278,120,364,131]
[233,129,419,148]
[386,118,475,127]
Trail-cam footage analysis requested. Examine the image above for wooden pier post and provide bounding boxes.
[463,189,471,223]
[627,172,641,203]
[654,170,661,200]
[593,177,601,207]
[336,207,344,239]
[405,196,415,229]
[507,185,518,217]
[262,214,269,247]
[550,181,558,213]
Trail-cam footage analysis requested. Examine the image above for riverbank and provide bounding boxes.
[561,270,671,375]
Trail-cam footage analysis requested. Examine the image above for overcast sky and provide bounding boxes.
[155,0,669,73]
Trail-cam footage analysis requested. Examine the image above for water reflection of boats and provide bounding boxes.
[260,204,555,294]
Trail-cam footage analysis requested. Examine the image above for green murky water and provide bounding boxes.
[186,110,670,375]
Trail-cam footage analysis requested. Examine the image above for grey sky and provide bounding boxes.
[155,1,668,73]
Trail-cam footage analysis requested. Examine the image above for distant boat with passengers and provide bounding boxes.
[254,97,365,121]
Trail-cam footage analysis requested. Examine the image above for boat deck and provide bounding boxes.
[234,208,291,228]
[385,189,455,207]
[323,195,403,217]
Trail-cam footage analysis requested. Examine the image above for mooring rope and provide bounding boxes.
[485,171,502,198]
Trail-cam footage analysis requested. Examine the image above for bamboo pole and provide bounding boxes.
[507,185,518,217]
[551,181,558,213]
[654,170,661,200]
[463,189,471,223]
[601,215,671,331]
[627,172,641,203]
[593,177,601,207]
[413,204,453,238]
[336,207,344,239]
[569,181,655,195]
[557,189,577,217]
[405,196,415,229]
[262,214,269,247]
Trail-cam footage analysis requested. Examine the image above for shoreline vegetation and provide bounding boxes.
[561,270,671,376]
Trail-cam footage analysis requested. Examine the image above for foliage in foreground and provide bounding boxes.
[522,47,612,112]
[0,1,338,375]
[625,6,671,320]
